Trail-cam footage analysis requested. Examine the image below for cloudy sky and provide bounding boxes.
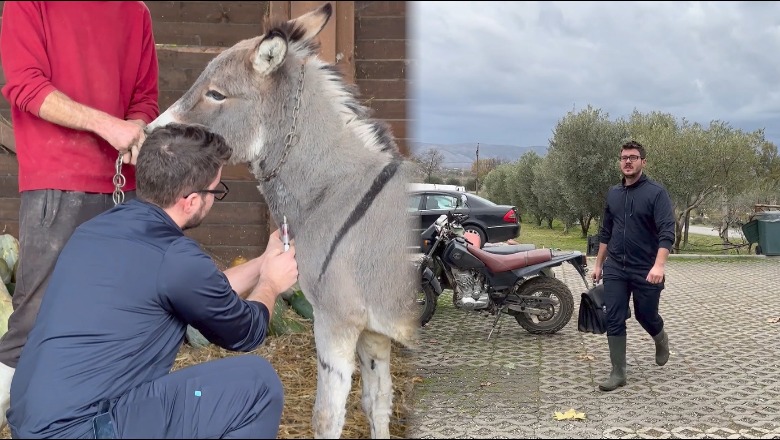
[408,1,780,148]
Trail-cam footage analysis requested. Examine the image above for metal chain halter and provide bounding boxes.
[258,62,305,182]
[113,152,126,206]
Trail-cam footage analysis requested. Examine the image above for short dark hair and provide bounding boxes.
[136,123,232,208]
[621,140,646,159]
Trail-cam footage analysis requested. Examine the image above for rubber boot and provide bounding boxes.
[0,362,14,430]
[653,329,669,366]
[599,335,627,392]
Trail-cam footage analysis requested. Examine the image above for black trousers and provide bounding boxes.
[602,264,665,338]
[109,355,284,439]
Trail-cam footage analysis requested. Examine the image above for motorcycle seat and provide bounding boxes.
[482,244,537,254]
[467,246,553,273]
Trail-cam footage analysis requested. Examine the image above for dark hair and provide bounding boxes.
[136,123,232,208]
[621,140,646,159]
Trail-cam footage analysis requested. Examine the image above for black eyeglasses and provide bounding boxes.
[185,180,229,201]
[619,155,644,163]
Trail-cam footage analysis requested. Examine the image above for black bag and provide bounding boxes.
[578,284,608,334]
[577,283,631,334]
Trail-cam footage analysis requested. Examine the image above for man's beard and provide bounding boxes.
[622,167,640,179]
[182,204,207,231]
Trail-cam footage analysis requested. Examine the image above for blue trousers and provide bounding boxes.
[110,355,284,439]
[602,265,665,338]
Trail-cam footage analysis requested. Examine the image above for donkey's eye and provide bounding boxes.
[206,90,226,101]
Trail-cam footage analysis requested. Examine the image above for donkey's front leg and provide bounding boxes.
[312,317,360,439]
[357,330,394,439]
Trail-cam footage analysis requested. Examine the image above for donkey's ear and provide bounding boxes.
[253,30,288,76]
[287,2,333,43]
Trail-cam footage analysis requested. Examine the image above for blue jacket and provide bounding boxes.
[599,173,676,272]
[8,199,270,439]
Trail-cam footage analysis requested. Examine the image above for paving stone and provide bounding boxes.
[406,258,780,439]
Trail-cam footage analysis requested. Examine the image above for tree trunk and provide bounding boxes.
[719,190,730,243]
[547,218,553,229]
[580,214,592,238]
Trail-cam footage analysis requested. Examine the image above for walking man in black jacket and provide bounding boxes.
[591,140,676,391]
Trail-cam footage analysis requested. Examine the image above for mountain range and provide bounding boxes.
[409,142,548,170]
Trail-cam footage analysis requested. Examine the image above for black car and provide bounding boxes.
[407,189,520,251]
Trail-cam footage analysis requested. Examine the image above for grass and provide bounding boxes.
[514,220,756,256]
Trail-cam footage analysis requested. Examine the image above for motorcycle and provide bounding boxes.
[415,199,590,339]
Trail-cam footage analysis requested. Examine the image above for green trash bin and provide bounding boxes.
[742,219,760,245]
[754,211,780,256]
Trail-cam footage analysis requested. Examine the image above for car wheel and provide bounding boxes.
[463,225,486,249]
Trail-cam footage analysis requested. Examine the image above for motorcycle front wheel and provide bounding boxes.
[510,276,574,334]
[418,280,438,327]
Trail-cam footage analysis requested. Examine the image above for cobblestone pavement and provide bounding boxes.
[405,257,780,439]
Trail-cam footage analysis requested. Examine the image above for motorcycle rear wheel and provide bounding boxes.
[511,276,574,334]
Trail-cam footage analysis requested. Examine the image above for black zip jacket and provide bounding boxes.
[599,173,676,271]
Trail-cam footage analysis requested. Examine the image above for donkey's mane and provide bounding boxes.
[262,20,402,159]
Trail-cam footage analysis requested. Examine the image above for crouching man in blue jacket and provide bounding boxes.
[591,140,676,392]
[7,123,299,438]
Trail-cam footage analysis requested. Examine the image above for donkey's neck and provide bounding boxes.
[251,59,401,233]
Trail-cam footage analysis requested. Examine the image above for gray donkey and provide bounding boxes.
[147,3,419,439]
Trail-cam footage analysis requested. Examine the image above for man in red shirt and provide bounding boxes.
[0,1,159,428]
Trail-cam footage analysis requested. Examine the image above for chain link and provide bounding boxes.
[112,151,126,206]
[259,62,306,182]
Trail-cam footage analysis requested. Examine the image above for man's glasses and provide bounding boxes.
[185,180,229,201]
[619,155,643,163]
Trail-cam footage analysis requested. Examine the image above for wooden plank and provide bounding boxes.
[185,223,267,246]
[335,1,355,84]
[268,1,291,23]
[153,22,263,47]
[156,46,221,69]
[355,39,405,60]
[0,197,19,222]
[221,163,256,181]
[356,78,406,100]
[0,120,14,153]
[145,1,268,25]
[158,65,207,91]
[202,201,267,225]
[364,99,406,120]
[355,16,405,40]
[0,176,265,202]
[206,180,264,203]
[0,176,17,198]
[0,154,17,176]
[382,119,407,141]
[0,220,17,238]
[355,60,406,80]
[355,1,406,17]
[396,138,409,158]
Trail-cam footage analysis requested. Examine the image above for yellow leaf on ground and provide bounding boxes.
[554,408,586,421]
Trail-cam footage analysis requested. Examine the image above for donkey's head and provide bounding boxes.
[148,3,333,164]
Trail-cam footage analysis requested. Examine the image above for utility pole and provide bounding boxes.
[475,143,480,194]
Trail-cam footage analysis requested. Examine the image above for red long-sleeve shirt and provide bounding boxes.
[1,1,159,193]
